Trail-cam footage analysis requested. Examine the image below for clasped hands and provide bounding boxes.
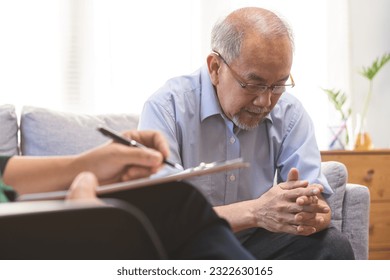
[255,168,330,236]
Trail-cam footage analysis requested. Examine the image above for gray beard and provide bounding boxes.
[232,114,261,131]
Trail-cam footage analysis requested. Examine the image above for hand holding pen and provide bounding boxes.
[98,126,184,170]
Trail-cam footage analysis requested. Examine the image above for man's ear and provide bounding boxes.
[207,54,220,86]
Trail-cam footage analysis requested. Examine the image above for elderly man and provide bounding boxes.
[139,7,354,259]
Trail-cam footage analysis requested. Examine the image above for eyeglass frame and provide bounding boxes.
[212,50,295,95]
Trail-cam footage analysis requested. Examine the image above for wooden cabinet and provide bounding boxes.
[321,150,390,260]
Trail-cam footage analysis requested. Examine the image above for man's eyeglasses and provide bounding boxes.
[212,51,295,95]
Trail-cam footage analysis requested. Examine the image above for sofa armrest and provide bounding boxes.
[321,161,370,259]
[342,183,370,260]
[321,161,347,231]
[0,104,19,156]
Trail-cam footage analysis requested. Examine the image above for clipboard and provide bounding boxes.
[17,158,249,202]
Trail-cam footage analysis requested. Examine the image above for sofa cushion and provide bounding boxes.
[20,106,139,156]
[321,161,347,231]
[0,104,19,156]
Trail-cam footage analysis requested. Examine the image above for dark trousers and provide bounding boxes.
[242,227,355,260]
[103,181,254,260]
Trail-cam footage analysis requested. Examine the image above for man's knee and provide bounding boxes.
[242,227,355,260]
[315,227,355,260]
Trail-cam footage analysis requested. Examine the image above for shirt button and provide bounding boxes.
[230,137,236,144]
[229,174,236,181]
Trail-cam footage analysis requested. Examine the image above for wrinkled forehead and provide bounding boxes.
[237,35,293,74]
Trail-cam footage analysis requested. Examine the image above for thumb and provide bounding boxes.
[66,172,99,201]
[287,168,299,182]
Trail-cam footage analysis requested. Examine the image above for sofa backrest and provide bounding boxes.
[0,105,139,156]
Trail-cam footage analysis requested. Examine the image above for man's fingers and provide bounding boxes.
[286,200,330,214]
[295,212,316,223]
[281,224,316,236]
[287,167,299,182]
[301,204,330,214]
[296,225,317,235]
[284,185,322,200]
[279,179,309,190]
[296,195,319,205]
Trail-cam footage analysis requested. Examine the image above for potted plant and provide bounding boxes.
[354,52,390,150]
[323,52,390,150]
[321,88,352,149]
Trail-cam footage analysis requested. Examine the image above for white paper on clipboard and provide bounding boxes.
[17,158,250,202]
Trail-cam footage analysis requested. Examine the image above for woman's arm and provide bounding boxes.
[3,130,169,195]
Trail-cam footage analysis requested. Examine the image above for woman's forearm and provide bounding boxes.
[3,156,80,194]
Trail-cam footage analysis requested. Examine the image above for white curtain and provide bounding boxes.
[90,0,203,115]
[0,0,63,112]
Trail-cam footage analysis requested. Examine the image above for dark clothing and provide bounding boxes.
[0,156,11,174]
[102,181,254,259]
[0,156,16,202]
[243,226,355,260]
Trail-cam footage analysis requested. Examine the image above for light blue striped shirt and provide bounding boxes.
[139,65,332,207]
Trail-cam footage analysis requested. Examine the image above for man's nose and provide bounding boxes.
[252,90,272,107]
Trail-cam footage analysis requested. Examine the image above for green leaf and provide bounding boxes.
[321,88,351,121]
[360,52,390,81]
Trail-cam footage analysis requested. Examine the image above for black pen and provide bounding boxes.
[98,126,184,170]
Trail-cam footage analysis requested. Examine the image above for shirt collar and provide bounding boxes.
[200,65,223,122]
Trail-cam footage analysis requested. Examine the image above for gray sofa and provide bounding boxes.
[0,104,370,259]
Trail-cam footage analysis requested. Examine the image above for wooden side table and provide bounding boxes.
[321,149,390,259]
